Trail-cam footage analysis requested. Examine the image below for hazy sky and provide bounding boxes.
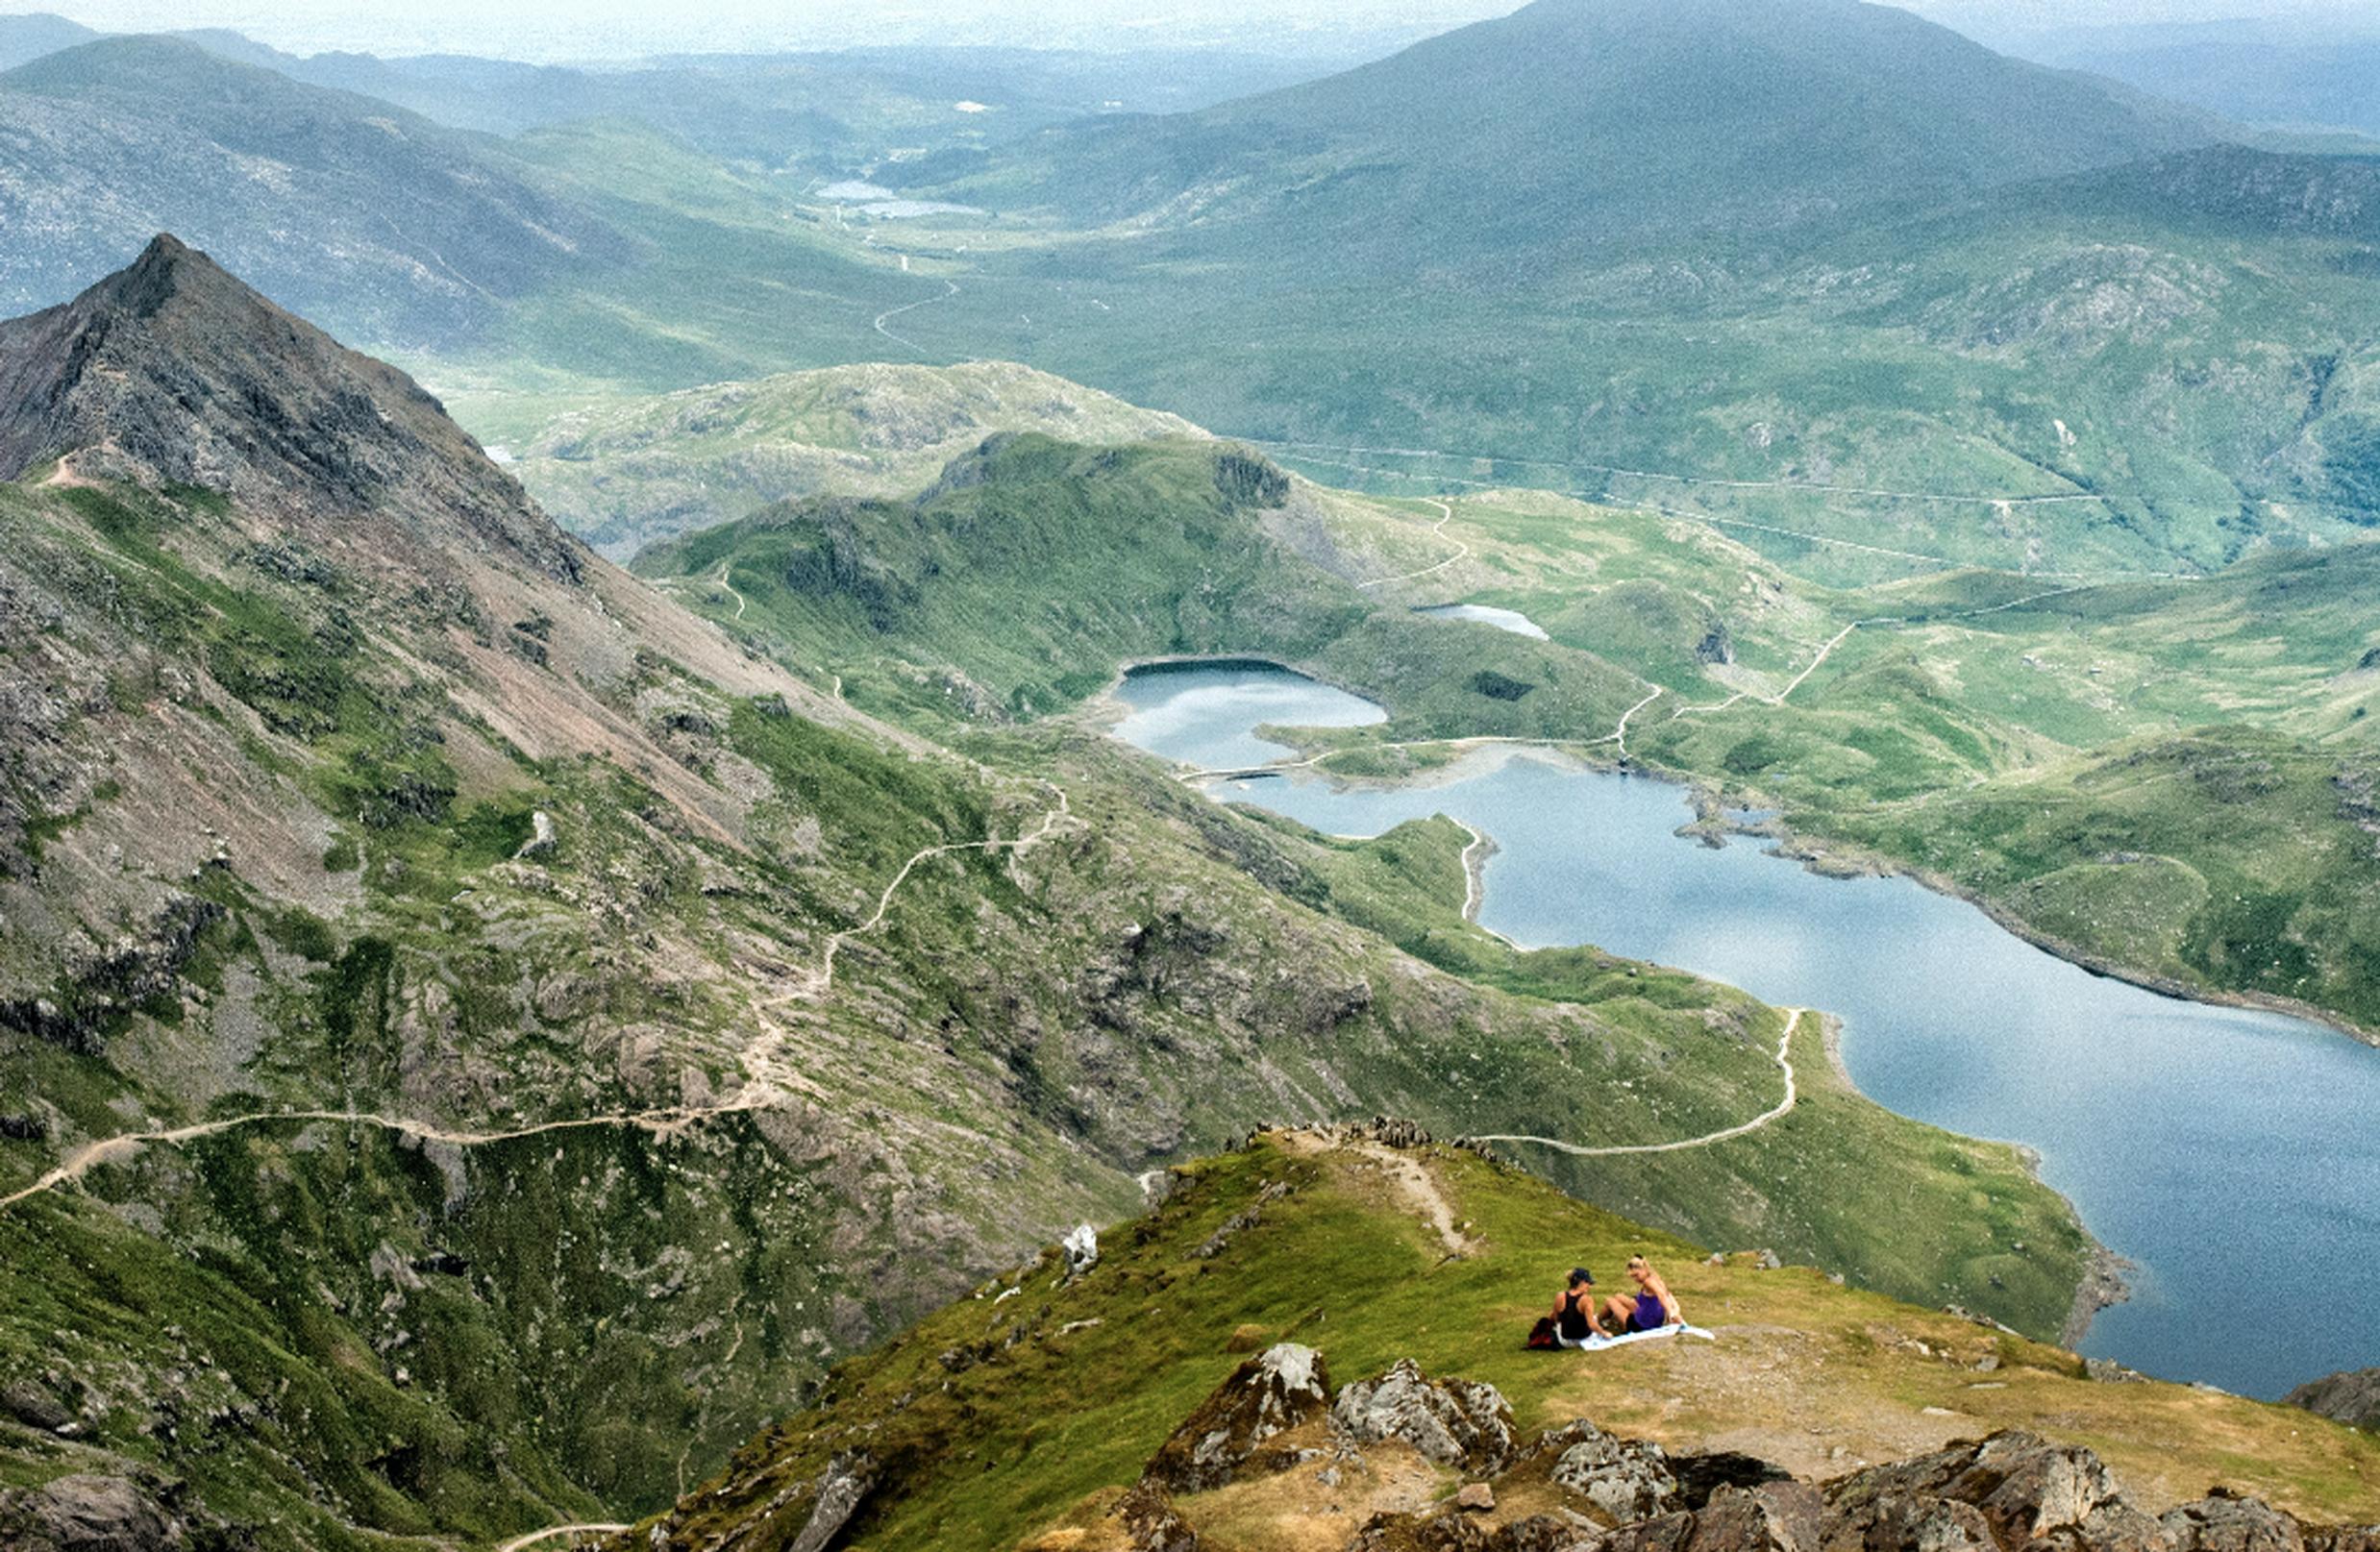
[31,0,2380,61]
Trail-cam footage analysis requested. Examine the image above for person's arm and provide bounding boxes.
[1652,1274,1684,1326]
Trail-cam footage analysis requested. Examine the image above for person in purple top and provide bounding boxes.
[1603,1253,1684,1334]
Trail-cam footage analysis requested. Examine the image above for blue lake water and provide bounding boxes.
[1106,661,2380,1400]
[1416,603,1549,639]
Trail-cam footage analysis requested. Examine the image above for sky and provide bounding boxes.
[26,0,2380,61]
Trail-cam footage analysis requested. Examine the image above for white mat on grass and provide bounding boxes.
[1559,1324,1716,1351]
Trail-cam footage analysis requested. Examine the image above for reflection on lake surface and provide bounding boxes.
[1106,660,2380,1400]
[1416,602,1549,639]
[1106,660,1385,771]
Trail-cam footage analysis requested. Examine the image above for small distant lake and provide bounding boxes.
[817,179,983,219]
[1416,603,1549,640]
[1105,659,2380,1400]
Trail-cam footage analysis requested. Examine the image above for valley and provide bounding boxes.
[1,1,2378,1547]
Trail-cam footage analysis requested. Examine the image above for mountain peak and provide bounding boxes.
[0,234,583,582]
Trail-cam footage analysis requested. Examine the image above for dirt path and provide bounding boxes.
[492,1524,628,1552]
[1349,1140,1480,1257]
[0,786,1081,1215]
[1612,685,1667,757]
[714,561,748,621]
[1354,499,1468,590]
[1280,1131,1479,1258]
[1470,1010,1804,1157]
[874,277,960,357]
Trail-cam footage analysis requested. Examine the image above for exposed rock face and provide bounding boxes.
[0,234,583,582]
[1144,1343,1330,1492]
[0,1473,187,1552]
[1527,1418,1685,1525]
[1826,1430,2125,1546]
[2290,1369,2380,1433]
[2163,1491,2310,1552]
[785,1453,876,1552]
[1330,1358,1515,1474]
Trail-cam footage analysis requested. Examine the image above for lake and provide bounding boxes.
[1105,659,2380,1400]
[1415,603,1549,639]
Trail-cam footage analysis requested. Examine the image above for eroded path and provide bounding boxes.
[0,787,1082,1214]
[1470,1010,1805,1157]
[1354,499,1467,589]
[874,277,960,357]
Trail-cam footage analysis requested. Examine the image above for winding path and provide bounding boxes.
[493,1524,629,1552]
[0,787,1082,1215]
[1471,1011,1806,1157]
[714,561,749,621]
[874,277,959,358]
[1354,499,1467,589]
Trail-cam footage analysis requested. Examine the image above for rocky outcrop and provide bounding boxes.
[1144,1343,1331,1492]
[1826,1429,2126,1546]
[1330,1359,1515,1474]
[2290,1369,2380,1433]
[0,1473,189,1552]
[1532,1419,1685,1525]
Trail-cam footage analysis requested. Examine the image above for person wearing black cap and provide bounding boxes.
[1551,1266,1608,1347]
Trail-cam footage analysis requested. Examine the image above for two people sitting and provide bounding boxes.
[1546,1255,1682,1347]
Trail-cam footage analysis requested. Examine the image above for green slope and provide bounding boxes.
[632,434,1650,738]
[619,1132,2380,1551]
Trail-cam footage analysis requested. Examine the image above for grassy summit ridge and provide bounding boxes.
[616,1130,2380,1551]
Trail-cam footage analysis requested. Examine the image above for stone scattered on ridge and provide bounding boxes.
[1330,1358,1516,1475]
[1143,1343,1331,1493]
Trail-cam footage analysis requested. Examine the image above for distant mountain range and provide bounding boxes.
[0,36,633,345]
[2032,22,2380,140]
[908,0,2220,258]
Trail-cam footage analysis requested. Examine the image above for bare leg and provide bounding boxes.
[1602,1294,1635,1332]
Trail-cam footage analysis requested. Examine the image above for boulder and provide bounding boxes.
[1823,1490,2001,1551]
[1825,1431,2123,1546]
[1344,1507,1576,1552]
[1531,1418,1684,1526]
[0,1383,73,1433]
[1062,1223,1100,1276]
[1688,1482,1827,1552]
[1143,1343,1329,1492]
[788,1453,877,1552]
[2162,1493,2307,1552]
[1117,1482,1199,1552]
[1597,1483,1827,1552]
[2305,1528,2380,1552]
[1331,1358,1516,1474]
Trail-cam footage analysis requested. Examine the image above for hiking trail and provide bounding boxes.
[1471,1010,1806,1157]
[0,786,1081,1214]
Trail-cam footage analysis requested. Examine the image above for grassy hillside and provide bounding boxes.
[619,1131,2380,1551]
[633,434,1652,738]
[0,452,2095,1544]
[485,360,1205,558]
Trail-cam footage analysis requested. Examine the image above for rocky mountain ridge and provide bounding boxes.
[0,234,583,582]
